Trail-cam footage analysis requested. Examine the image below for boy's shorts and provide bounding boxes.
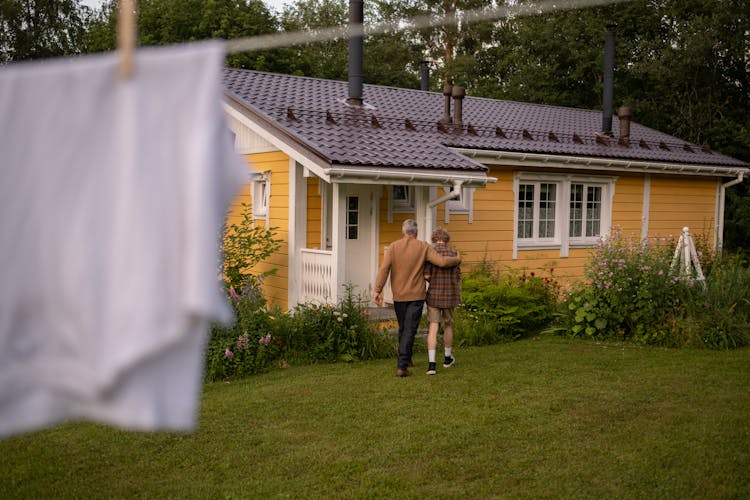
[427,306,454,325]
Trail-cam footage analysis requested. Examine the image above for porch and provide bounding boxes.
[299,247,393,308]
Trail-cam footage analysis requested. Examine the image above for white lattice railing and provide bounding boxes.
[300,248,335,305]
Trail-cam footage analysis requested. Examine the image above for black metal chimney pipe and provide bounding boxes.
[420,60,430,91]
[601,25,616,136]
[347,0,364,106]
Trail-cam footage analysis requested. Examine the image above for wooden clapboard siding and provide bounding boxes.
[226,183,251,228]
[446,168,515,267]
[611,174,646,237]
[226,151,291,310]
[647,176,716,242]
[511,247,588,283]
[306,177,322,249]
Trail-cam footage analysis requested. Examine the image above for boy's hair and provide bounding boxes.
[431,227,450,243]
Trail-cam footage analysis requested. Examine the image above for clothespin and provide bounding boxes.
[117,0,137,79]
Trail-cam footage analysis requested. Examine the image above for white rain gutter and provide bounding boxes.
[454,148,749,177]
[716,171,745,252]
[327,165,496,188]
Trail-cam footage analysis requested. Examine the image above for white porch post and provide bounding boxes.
[288,160,307,308]
[331,182,346,303]
[415,186,430,242]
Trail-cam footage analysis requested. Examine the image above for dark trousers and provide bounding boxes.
[393,300,424,370]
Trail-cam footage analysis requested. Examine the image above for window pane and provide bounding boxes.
[518,220,533,239]
[347,196,359,240]
[585,186,602,236]
[517,184,534,238]
[569,184,583,237]
[539,183,556,238]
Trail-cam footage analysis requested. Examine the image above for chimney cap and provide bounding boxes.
[451,86,466,98]
[443,84,453,96]
[617,106,632,117]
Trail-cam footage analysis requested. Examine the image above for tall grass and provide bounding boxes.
[1,337,748,498]
[674,254,750,348]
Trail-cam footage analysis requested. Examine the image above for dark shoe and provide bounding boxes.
[443,356,455,368]
[396,369,411,377]
[426,363,436,375]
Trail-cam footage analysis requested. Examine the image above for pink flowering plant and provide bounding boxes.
[206,278,286,381]
[560,229,684,344]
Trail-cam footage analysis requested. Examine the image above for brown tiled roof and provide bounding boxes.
[223,68,748,171]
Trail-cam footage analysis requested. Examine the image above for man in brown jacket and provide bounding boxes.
[374,219,461,377]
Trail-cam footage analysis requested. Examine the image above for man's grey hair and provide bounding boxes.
[402,219,418,235]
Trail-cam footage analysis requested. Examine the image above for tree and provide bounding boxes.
[279,0,349,80]
[377,0,497,88]
[82,0,287,71]
[277,0,421,88]
[0,0,87,62]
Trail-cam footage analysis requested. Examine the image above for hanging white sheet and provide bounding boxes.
[0,41,246,437]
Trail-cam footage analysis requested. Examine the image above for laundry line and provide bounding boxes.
[223,0,636,54]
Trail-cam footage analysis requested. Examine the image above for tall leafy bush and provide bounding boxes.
[282,284,395,364]
[222,203,281,291]
[456,261,560,345]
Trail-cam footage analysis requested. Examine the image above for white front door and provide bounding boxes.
[344,185,377,303]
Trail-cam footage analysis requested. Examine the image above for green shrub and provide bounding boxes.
[282,284,395,364]
[222,203,281,291]
[455,261,560,346]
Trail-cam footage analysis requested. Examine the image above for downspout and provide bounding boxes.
[716,172,745,253]
[428,180,464,208]
[425,181,463,242]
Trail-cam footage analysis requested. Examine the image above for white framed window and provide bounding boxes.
[569,182,603,244]
[514,173,615,255]
[387,185,415,223]
[444,186,474,223]
[346,195,359,240]
[251,171,270,221]
[391,185,415,212]
[516,181,559,243]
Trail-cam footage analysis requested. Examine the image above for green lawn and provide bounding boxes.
[2,336,749,499]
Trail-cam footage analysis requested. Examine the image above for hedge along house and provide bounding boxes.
[222,8,748,311]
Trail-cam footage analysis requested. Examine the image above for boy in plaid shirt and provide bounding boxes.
[424,227,461,375]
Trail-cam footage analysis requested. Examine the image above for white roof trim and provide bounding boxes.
[453,148,750,177]
[327,165,496,187]
[223,99,332,181]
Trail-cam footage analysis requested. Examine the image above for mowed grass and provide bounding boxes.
[2,336,749,499]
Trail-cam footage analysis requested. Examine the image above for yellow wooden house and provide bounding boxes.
[221,69,748,311]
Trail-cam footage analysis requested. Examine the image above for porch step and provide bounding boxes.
[366,306,428,337]
[366,306,396,322]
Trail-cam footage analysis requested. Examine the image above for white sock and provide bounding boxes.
[445,347,452,358]
[428,349,436,363]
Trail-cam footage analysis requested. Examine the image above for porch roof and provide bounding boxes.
[223,69,748,176]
